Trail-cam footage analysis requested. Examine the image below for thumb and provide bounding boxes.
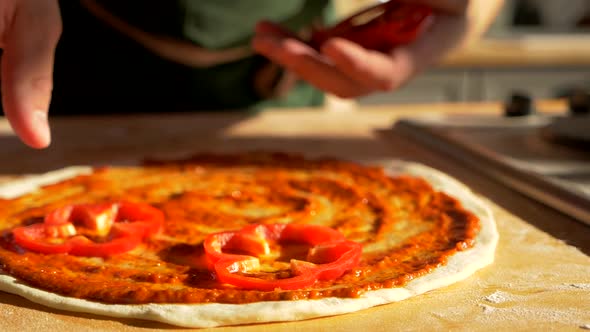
[1,0,62,149]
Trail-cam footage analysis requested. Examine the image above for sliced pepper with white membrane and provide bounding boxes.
[203,223,362,291]
[12,201,164,257]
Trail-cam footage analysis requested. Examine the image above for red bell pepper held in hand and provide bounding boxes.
[203,224,362,291]
[310,0,433,53]
[12,201,164,257]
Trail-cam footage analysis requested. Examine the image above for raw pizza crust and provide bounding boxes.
[0,161,498,328]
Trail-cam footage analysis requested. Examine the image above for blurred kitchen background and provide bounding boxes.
[335,0,590,106]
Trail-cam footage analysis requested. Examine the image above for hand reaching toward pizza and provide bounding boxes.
[0,0,61,149]
[0,0,502,150]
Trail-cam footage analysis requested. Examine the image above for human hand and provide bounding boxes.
[0,0,62,148]
[252,0,496,99]
[252,20,415,99]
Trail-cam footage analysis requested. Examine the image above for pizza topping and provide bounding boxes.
[203,224,362,291]
[12,224,75,254]
[12,201,164,257]
[0,154,482,304]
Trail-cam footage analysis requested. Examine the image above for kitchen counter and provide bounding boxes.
[334,0,590,69]
[0,100,588,331]
[442,36,590,68]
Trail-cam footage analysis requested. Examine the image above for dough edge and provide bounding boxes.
[0,161,498,328]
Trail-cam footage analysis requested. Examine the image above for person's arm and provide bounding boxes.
[0,0,61,149]
[252,0,504,99]
[0,0,503,149]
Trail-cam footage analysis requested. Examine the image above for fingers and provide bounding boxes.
[320,38,401,91]
[253,33,370,99]
[253,21,422,99]
[1,0,62,149]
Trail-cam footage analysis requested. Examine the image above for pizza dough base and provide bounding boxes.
[0,161,498,328]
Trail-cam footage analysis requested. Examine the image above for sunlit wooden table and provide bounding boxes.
[0,100,588,331]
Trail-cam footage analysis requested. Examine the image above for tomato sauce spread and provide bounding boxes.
[0,153,480,304]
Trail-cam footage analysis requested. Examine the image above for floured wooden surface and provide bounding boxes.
[0,102,586,330]
[0,197,588,331]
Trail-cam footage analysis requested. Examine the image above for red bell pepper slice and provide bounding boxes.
[310,0,433,52]
[12,223,74,254]
[203,224,362,291]
[12,201,164,257]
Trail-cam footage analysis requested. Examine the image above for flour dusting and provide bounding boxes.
[480,304,495,314]
[484,291,512,304]
[475,304,588,329]
[551,283,590,291]
[567,283,590,290]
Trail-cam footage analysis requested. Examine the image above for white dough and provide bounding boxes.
[0,162,498,328]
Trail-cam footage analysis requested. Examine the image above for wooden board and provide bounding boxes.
[0,102,588,330]
[0,198,588,331]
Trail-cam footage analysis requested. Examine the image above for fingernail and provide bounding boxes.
[33,110,51,147]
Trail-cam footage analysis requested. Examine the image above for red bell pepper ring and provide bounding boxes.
[12,201,164,257]
[203,224,362,291]
[310,0,433,52]
[12,223,74,254]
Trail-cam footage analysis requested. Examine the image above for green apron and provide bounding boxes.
[46,0,333,115]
